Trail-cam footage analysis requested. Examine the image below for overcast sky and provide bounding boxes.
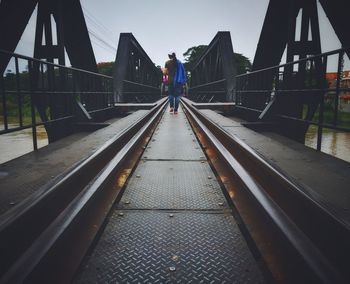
[14,0,345,69]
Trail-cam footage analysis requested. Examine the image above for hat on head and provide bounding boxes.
[168,51,176,58]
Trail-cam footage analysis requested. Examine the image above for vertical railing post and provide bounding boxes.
[316,55,328,152]
[28,60,38,150]
[334,50,344,126]
[15,57,23,127]
[316,94,324,151]
[1,72,8,131]
[47,63,54,121]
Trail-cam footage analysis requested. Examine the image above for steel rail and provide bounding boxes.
[181,98,349,283]
[1,99,167,284]
[0,98,167,282]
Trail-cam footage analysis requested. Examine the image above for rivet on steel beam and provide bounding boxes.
[136,174,141,178]
[172,255,179,261]
[208,176,212,179]
[218,202,224,206]
[118,212,124,217]
[9,202,16,206]
[124,201,130,205]
[169,214,174,218]
[201,161,205,163]
[169,266,176,272]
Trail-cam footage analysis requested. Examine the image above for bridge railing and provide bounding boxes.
[0,49,113,149]
[188,32,236,102]
[236,47,350,150]
[113,33,161,103]
[188,79,227,103]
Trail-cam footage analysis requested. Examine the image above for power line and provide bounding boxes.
[90,38,116,56]
[88,29,117,53]
[83,6,118,42]
[81,4,118,49]
[85,14,118,47]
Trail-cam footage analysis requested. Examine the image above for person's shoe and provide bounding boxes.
[174,110,178,114]
[169,108,174,113]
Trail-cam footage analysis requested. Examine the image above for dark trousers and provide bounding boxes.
[168,84,182,111]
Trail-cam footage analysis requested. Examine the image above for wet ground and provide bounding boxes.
[0,124,48,164]
[305,125,350,163]
[0,121,349,164]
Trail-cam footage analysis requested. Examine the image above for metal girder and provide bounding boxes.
[113,33,161,103]
[0,0,97,74]
[61,0,97,73]
[31,0,97,142]
[319,0,350,58]
[189,32,236,102]
[33,0,67,137]
[0,0,101,142]
[246,0,325,143]
[0,0,38,74]
[253,0,348,69]
[252,0,290,71]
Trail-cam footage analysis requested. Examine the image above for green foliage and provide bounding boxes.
[97,61,114,76]
[183,45,208,71]
[182,45,252,75]
[0,71,44,124]
[234,53,252,75]
[312,109,350,128]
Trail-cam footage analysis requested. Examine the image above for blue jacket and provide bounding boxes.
[174,60,186,86]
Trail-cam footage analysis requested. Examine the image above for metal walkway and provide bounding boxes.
[75,106,265,283]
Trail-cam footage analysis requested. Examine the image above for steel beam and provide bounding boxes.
[319,0,350,58]
[61,0,97,73]
[0,0,38,74]
[113,33,161,103]
[189,32,236,102]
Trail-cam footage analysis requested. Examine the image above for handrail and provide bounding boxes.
[0,49,112,79]
[236,46,350,77]
[235,46,350,152]
[0,49,114,150]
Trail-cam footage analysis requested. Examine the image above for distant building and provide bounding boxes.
[326,71,350,113]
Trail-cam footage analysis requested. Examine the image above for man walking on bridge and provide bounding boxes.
[164,52,186,114]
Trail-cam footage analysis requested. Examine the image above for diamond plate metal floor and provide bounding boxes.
[142,108,205,161]
[118,160,227,210]
[75,105,266,283]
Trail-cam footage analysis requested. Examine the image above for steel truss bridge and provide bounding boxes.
[0,0,350,283]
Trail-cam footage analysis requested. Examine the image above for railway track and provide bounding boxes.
[0,98,167,283]
[0,97,348,283]
[181,98,349,283]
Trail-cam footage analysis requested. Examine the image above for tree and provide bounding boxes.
[97,62,114,76]
[234,53,252,75]
[182,45,252,75]
[183,45,208,71]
